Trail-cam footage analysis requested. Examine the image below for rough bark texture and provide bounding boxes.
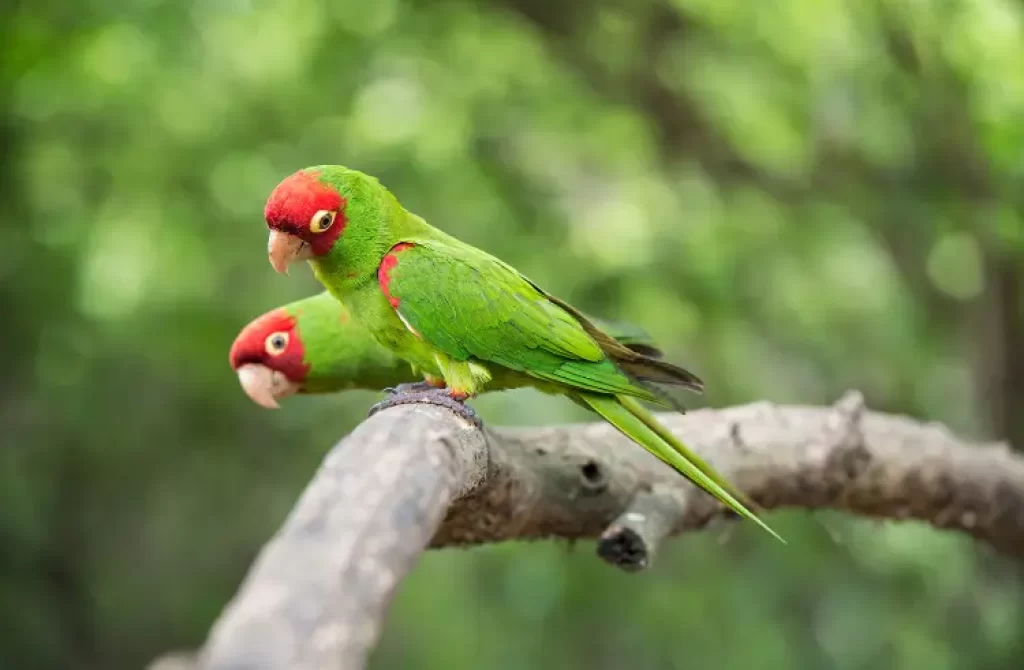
[196,408,486,670]
[159,392,1024,670]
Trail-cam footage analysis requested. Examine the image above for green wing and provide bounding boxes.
[385,241,661,401]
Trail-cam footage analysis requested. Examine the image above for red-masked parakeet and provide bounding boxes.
[260,166,781,541]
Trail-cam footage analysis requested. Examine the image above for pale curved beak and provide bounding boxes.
[267,230,310,275]
[236,363,300,409]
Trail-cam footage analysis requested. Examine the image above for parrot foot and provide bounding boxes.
[369,387,482,429]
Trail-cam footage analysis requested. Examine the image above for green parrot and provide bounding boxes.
[229,290,664,408]
[261,165,781,541]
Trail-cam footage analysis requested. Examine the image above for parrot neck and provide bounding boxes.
[311,195,431,296]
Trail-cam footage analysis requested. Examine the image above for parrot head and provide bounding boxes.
[264,165,384,275]
[229,309,311,408]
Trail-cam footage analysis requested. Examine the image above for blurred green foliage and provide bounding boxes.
[3,0,1023,668]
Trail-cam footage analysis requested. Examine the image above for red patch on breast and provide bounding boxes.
[378,242,415,308]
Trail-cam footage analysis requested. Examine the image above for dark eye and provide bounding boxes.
[309,209,335,233]
[265,332,289,355]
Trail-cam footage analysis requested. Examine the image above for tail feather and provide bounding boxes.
[615,356,704,392]
[619,342,665,359]
[587,315,665,359]
[541,293,703,392]
[518,278,702,390]
[576,393,784,543]
[617,395,752,506]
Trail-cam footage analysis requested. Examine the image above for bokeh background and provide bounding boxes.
[4,0,1024,668]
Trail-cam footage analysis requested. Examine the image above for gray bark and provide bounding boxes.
[153,391,1024,670]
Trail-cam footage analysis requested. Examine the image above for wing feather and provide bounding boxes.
[384,241,658,400]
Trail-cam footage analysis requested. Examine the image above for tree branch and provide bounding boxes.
[596,484,687,571]
[170,391,1024,670]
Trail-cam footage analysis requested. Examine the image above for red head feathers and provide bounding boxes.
[229,309,310,408]
[264,170,347,259]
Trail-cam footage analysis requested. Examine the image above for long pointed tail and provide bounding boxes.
[576,393,784,543]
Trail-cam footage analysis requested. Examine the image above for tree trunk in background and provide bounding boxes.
[977,253,1024,449]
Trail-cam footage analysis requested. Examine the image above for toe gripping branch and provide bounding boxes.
[370,385,482,429]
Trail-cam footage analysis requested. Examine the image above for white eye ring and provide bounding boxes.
[309,209,335,233]
[265,331,289,356]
